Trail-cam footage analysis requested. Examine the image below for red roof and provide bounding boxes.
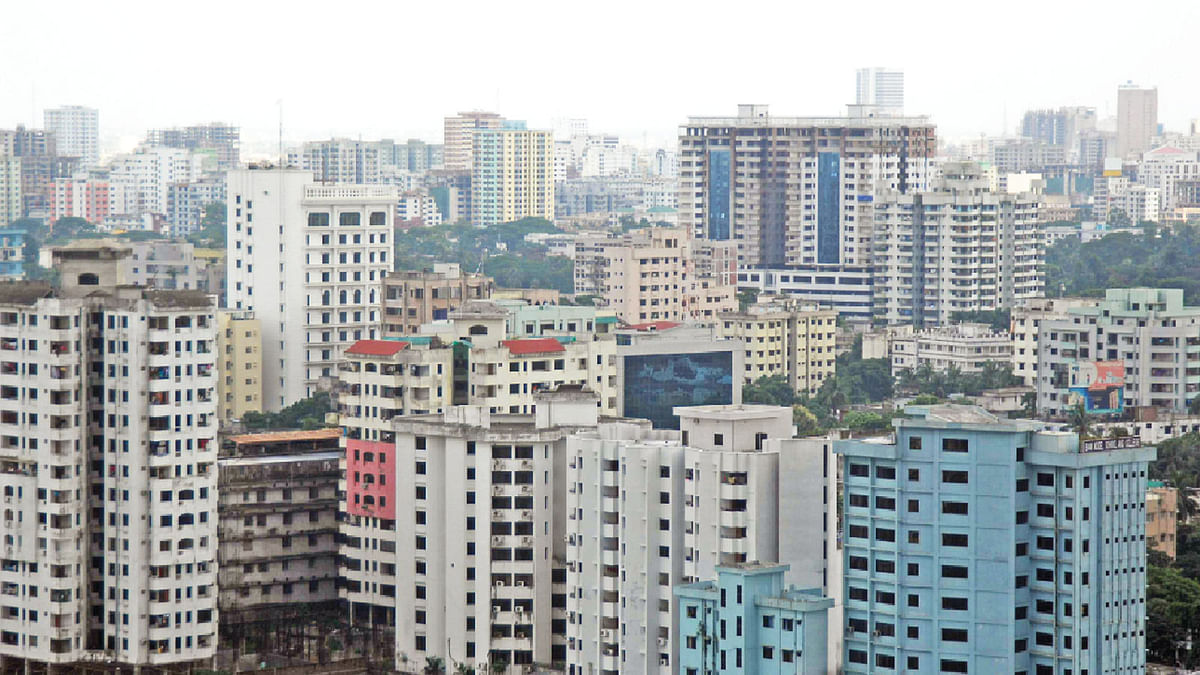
[501,338,565,355]
[345,340,409,356]
[627,321,681,332]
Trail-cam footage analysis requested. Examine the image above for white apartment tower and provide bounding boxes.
[565,405,838,675]
[855,68,904,112]
[872,161,1044,327]
[0,273,217,670]
[226,168,396,410]
[43,105,99,167]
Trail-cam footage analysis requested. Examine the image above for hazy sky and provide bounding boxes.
[3,0,1195,156]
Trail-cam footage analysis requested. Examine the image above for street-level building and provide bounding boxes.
[837,404,1154,674]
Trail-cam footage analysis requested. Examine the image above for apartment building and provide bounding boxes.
[48,176,111,226]
[572,226,736,324]
[1036,288,1200,419]
[1147,482,1178,559]
[1117,83,1157,160]
[342,301,617,418]
[216,310,263,423]
[566,406,838,675]
[292,139,383,184]
[837,404,1154,674]
[0,155,18,227]
[339,382,599,672]
[217,429,341,639]
[0,270,218,670]
[444,112,505,172]
[381,264,494,337]
[716,297,837,395]
[855,67,904,112]
[890,323,1014,376]
[676,562,833,675]
[48,239,207,291]
[166,178,226,236]
[226,168,396,410]
[872,162,1043,327]
[108,146,204,218]
[43,105,99,167]
[145,123,241,169]
[1011,298,1101,387]
[471,126,554,227]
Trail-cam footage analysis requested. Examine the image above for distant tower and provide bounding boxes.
[855,67,904,113]
[43,105,99,167]
[1117,82,1158,159]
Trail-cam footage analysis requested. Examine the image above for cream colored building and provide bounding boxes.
[381,263,494,337]
[217,310,263,422]
[1010,298,1100,387]
[891,322,1013,375]
[443,111,504,172]
[573,226,737,324]
[717,297,837,395]
[1147,484,1178,559]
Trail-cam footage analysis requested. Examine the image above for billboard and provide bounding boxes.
[1067,361,1125,414]
[623,351,734,429]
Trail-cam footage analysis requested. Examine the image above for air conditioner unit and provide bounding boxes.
[516,580,525,588]
[659,658,669,666]
[495,579,505,587]
[600,629,611,639]
[657,637,667,647]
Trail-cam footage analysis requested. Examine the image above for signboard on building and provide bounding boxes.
[1067,361,1125,414]
[1081,437,1142,453]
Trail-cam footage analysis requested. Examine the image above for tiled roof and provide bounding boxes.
[501,338,566,355]
[346,340,409,356]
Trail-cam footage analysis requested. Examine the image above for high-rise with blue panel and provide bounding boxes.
[836,404,1153,675]
[676,563,832,675]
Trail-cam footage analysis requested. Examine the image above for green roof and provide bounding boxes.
[596,316,619,324]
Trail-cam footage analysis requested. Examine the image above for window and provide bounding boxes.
[942,628,968,642]
[875,496,895,510]
[875,528,895,542]
[849,650,867,664]
[1016,478,1029,492]
[907,563,919,576]
[907,499,919,513]
[1015,606,1027,620]
[908,468,920,481]
[1015,575,1028,588]
[876,466,896,480]
[849,587,867,601]
[1036,632,1053,647]
[907,594,919,607]
[942,438,968,452]
[1016,510,1029,524]
[762,646,774,660]
[942,597,968,611]
[849,556,867,571]
[942,533,968,547]
[876,654,895,669]
[907,530,920,544]
[1037,472,1054,487]
[941,660,968,673]
[849,494,868,508]
[875,559,895,574]
[906,625,919,639]
[942,470,968,484]
[941,501,968,515]
[907,657,920,670]
[1016,542,1028,556]
[941,565,968,579]
[1037,503,1054,518]
[874,590,895,605]
[909,436,922,450]
[849,464,869,477]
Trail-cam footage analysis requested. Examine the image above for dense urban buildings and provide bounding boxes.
[444,111,505,172]
[889,323,1014,375]
[471,125,555,227]
[226,167,396,410]
[145,123,241,169]
[854,67,904,113]
[715,296,837,395]
[381,264,494,336]
[838,404,1154,674]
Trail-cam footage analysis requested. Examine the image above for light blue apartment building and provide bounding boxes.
[837,404,1153,674]
[675,562,832,675]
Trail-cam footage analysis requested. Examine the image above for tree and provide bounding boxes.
[792,404,822,436]
[736,288,759,312]
[949,308,1011,333]
[241,392,333,430]
[1069,401,1093,438]
[424,656,445,674]
[743,374,794,407]
[910,394,941,405]
[455,663,475,675]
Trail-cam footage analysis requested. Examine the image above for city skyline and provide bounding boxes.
[3,0,1197,152]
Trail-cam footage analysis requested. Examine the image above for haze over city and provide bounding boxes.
[4,0,1199,152]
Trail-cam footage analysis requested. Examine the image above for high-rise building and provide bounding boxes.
[872,162,1043,327]
[889,323,1014,375]
[676,562,833,675]
[837,404,1154,674]
[443,112,505,172]
[679,105,936,315]
[855,68,904,112]
[226,168,396,410]
[43,105,99,167]
[1117,83,1158,160]
[108,146,205,218]
[566,407,839,675]
[216,310,263,422]
[339,382,601,672]
[1036,288,1200,418]
[0,270,218,670]
[1019,107,1096,163]
[292,139,383,184]
[1009,298,1100,387]
[145,123,241,169]
[0,155,20,226]
[471,126,554,226]
[166,178,226,236]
